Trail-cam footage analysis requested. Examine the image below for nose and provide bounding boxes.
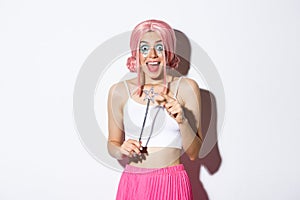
[148,47,158,58]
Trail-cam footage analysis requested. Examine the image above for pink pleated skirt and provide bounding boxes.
[116,164,193,200]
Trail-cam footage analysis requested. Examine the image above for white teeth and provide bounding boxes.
[147,62,159,65]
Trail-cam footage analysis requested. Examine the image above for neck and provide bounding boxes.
[142,74,171,85]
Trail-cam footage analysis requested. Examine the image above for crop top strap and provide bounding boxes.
[173,77,184,99]
[123,80,131,98]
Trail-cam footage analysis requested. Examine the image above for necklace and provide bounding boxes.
[138,86,158,153]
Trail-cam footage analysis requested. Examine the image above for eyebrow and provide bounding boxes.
[140,40,163,44]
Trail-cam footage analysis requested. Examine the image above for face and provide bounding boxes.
[139,31,165,81]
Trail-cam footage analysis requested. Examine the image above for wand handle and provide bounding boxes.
[138,99,150,142]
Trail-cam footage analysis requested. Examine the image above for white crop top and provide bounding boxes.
[123,78,183,149]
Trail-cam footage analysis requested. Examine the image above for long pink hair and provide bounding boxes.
[126,19,180,95]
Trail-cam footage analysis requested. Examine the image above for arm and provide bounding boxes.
[107,83,141,160]
[179,78,203,160]
[161,78,203,160]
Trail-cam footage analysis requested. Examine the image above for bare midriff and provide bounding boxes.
[128,147,181,168]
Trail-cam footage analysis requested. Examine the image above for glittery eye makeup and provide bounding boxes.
[140,44,150,56]
[155,44,164,53]
[139,43,164,57]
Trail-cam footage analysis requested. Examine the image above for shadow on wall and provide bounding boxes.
[175,30,222,200]
[181,90,222,200]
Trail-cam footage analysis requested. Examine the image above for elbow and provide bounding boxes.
[107,141,117,158]
[106,142,114,157]
[190,156,197,161]
[186,149,199,161]
[186,143,202,161]
[107,140,124,160]
[188,154,198,161]
[187,141,202,161]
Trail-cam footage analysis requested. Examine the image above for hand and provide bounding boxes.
[120,139,142,157]
[156,93,186,124]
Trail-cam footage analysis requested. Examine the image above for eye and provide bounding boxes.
[140,45,149,54]
[155,44,164,52]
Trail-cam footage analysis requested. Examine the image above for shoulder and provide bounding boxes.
[179,77,200,94]
[177,77,201,105]
[109,81,125,93]
[108,81,129,104]
[108,82,122,97]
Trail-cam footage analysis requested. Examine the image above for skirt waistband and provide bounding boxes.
[124,164,185,174]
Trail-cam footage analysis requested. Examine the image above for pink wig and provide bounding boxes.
[126,19,180,95]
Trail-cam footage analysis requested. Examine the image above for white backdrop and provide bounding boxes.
[1,0,300,199]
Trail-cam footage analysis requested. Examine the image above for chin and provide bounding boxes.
[143,65,164,80]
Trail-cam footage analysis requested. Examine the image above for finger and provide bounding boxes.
[155,95,167,106]
[127,139,141,148]
[155,94,165,102]
[122,146,137,157]
[169,103,180,114]
[126,141,141,154]
[165,100,177,109]
[123,144,133,153]
[120,146,131,157]
[161,93,175,103]
[131,144,141,155]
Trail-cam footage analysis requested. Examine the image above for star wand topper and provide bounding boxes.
[143,86,159,103]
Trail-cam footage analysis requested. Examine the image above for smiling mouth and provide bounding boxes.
[146,61,161,72]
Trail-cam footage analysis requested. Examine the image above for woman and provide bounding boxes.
[107,19,203,200]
